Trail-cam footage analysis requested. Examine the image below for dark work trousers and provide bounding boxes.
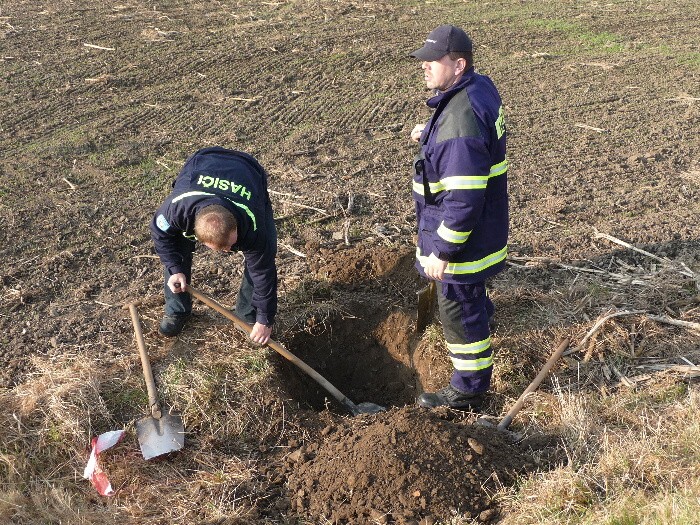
[164,252,255,323]
[163,235,195,317]
[234,267,256,324]
[436,280,495,394]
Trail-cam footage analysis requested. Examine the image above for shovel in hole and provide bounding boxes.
[125,302,185,460]
[416,280,436,334]
[187,286,385,416]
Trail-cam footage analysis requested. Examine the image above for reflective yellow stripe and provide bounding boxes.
[413,159,508,196]
[222,197,257,231]
[416,245,507,275]
[433,175,489,192]
[171,191,257,231]
[447,337,491,354]
[450,355,493,371]
[495,105,506,139]
[172,191,214,203]
[437,222,471,244]
[489,159,508,178]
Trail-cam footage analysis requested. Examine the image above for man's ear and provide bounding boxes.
[455,58,467,74]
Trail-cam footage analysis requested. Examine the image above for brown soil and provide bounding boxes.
[283,407,537,524]
[2,0,699,523]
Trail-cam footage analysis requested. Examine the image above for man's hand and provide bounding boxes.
[168,273,188,293]
[411,123,426,143]
[249,322,272,345]
[423,253,448,281]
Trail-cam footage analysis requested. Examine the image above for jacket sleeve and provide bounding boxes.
[243,243,278,326]
[150,200,195,276]
[432,136,492,261]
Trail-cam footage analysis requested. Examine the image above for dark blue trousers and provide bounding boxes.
[164,265,255,324]
[436,281,494,394]
[163,235,194,317]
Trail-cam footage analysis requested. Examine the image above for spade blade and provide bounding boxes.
[136,410,184,460]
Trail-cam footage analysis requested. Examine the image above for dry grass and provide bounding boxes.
[496,387,700,525]
[0,325,295,524]
[487,259,700,525]
[456,248,700,525]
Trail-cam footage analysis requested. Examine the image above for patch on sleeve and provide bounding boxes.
[156,214,171,232]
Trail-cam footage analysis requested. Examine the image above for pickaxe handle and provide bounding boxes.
[497,338,569,431]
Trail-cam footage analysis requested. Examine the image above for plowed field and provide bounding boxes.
[2,1,699,523]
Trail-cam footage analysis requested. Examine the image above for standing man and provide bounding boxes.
[150,146,277,345]
[409,25,508,410]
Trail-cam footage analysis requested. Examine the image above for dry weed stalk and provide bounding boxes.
[497,379,700,525]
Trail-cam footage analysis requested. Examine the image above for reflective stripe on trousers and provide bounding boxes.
[436,281,494,394]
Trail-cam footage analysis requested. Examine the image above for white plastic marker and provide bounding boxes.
[83,430,125,496]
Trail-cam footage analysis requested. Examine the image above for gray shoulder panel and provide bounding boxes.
[436,89,483,143]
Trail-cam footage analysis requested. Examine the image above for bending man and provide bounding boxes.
[150,146,277,344]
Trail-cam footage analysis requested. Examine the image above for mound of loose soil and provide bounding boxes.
[283,407,536,524]
[311,244,417,285]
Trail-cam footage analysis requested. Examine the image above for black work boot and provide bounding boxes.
[417,385,484,411]
[158,314,191,337]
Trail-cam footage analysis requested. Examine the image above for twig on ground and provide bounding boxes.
[346,193,355,215]
[307,214,334,225]
[83,43,115,51]
[94,301,116,307]
[509,256,606,275]
[666,95,700,102]
[647,315,700,333]
[510,250,695,288]
[568,310,700,363]
[612,373,652,388]
[273,213,297,222]
[62,177,77,190]
[565,309,646,360]
[610,365,635,389]
[574,123,607,133]
[279,200,327,214]
[593,228,698,281]
[269,189,297,198]
[343,220,351,246]
[636,364,700,378]
[279,243,306,258]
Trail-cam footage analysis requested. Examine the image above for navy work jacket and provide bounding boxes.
[413,67,509,284]
[151,147,277,325]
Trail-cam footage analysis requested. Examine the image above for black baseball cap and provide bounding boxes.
[410,24,473,61]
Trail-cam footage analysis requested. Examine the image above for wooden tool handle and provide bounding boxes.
[187,286,359,414]
[497,338,569,431]
[127,303,162,418]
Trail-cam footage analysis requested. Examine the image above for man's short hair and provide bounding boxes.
[194,204,237,246]
[448,50,473,68]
